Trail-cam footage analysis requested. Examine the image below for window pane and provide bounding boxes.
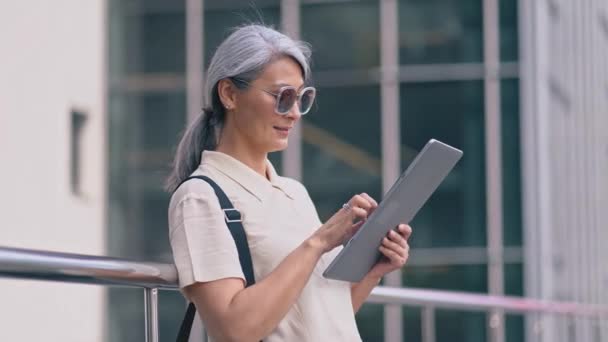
[113,2,186,75]
[141,11,186,73]
[204,2,280,63]
[107,289,185,342]
[399,0,483,64]
[356,304,384,341]
[505,262,523,296]
[505,263,525,342]
[302,85,382,339]
[303,85,382,220]
[500,0,519,62]
[108,92,186,255]
[403,265,488,342]
[108,91,186,342]
[501,79,522,246]
[402,309,487,342]
[506,313,525,342]
[403,264,487,292]
[108,92,185,239]
[435,310,487,342]
[400,81,486,248]
[268,151,283,175]
[301,0,380,70]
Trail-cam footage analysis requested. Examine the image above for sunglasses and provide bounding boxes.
[232,78,316,115]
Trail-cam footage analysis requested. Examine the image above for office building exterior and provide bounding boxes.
[1,1,606,341]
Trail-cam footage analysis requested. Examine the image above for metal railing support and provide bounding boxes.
[421,306,436,342]
[144,288,159,342]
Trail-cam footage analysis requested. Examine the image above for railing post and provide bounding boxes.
[421,306,436,342]
[144,288,159,342]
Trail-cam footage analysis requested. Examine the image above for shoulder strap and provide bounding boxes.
[183,176,256,285]
[175,175,256,342]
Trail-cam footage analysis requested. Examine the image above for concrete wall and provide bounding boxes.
[0,1,106,341]
[520,0,608,341]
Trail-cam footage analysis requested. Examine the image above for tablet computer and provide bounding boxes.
[323,139,463,282]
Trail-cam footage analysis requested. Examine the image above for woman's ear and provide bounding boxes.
[217,79,238,111]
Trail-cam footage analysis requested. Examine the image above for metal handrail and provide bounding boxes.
[1,246,607,341]
[0,246,177,289]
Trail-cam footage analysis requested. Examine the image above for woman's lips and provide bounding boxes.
[273,126,291,136]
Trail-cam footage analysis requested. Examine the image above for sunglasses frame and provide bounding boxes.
[231,78,316,115]
[267,86,316,115]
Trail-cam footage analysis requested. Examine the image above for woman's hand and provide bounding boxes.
[367,224,412,279]
[350,223,412,312]
[311,193,378,253]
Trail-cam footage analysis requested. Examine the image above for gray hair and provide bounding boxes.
[165,24,312,192]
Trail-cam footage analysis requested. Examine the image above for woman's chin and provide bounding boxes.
[269,139,289,152]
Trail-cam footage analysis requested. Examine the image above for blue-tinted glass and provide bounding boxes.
[505,263,523,296]
[108,90,186,342]
[356,304,384,341]
[268,151,283,175]
[403,264,487,292]
[502,79,522,246]
[500,0,519,62]
[402,309,486,342]
[114,2,186,74]
[204,2,280,63]
[303,86,382,220]
[141,11,186,73]
[107,92,185,254]
[302,85,382,339]
[403,265,488,342]
[108,289,185,342]
[436,310,487,342]
[399,0,483,64]
[505,263,525,342]
[302,0,380,70]
[403,307,423,341]
[400,81,486,248]
[506,313,525,342]
[107,288,143,341]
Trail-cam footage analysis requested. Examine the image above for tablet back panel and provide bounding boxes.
[323,139,463,282]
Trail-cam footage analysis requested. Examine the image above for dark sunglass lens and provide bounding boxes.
[299,89,316,114]
[277,88,297,114]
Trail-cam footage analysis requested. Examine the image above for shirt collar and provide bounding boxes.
[199,150,294,202]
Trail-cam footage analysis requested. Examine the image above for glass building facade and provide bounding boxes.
[107,0,522,341]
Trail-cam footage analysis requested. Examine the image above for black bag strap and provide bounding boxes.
[175,175,256,342]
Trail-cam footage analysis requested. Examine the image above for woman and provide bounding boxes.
[166,24,412,342]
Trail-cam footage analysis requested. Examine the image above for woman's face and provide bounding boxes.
[228,56,305,153]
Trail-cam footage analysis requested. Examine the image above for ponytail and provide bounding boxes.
[164,105,223,192]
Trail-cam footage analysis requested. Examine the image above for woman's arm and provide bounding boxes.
[351,273,382,313]
[185,237,324,342]
[185,194,372,342]
[350,224,412,313]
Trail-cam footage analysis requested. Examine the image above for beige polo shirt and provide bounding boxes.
[168,150,361,342]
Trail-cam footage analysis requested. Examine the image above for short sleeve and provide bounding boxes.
[291,179,323,228]
[168,183,245,289]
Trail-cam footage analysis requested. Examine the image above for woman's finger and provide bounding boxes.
[349,207,369,222]
[397,224,413,240]
[351,194,373,212]
[381,235,407,256]
[388,230,408,248]
[379,245,407,265]
[359,193,378,212]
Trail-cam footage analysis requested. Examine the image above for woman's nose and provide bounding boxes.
[285,103,302,120]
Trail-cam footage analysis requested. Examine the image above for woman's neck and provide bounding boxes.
[215,136,269,180]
